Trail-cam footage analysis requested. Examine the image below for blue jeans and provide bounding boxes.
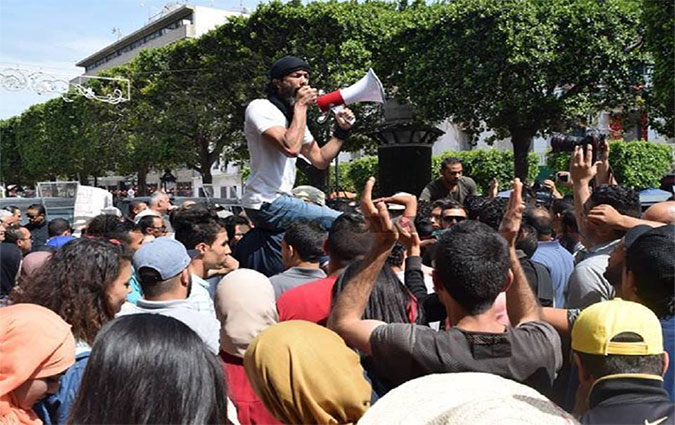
[246,195,342,232]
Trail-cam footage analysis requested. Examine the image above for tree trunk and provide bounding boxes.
[202,167,213,184]
[511,129,534,183]
[137,166,148,196]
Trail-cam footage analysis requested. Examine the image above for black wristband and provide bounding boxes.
[333,126,351,141]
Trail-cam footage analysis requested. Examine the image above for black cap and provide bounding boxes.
[269,56,310,80]
[626,225,675,283]
[624,224,654,250]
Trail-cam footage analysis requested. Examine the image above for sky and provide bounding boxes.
[0,0,261,120]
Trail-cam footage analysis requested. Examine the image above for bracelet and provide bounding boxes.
[333,126,351,141]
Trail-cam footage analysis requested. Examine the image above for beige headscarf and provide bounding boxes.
[244,321,372,425]
[215,268,279,358]
[0,304,76,425]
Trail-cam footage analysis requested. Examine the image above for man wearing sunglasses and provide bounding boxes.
[25,204,48,250]
[440,201,468,229]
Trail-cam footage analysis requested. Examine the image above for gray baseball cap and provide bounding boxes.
[133,237,190,280]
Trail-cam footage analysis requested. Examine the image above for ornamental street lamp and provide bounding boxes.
[160,169,177,194]
[373,100,444,197]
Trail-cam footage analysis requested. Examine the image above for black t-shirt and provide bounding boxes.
[26,220,48,250]
[370,321,562,394]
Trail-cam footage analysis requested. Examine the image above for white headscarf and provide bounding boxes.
[215,268,278,357]
[358,373,578,425]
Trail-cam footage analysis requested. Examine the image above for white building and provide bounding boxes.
[74,4,245,198]
[76,5,241,76]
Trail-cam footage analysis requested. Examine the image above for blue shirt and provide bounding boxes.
[532,240,575,308]
[125,266,142,304]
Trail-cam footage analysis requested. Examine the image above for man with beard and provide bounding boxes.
[242,56,355,231]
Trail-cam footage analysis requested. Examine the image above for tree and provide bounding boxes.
[203,0,408,187]
[0,117,23,185]
[391,0,646,181]
[642,0,675,137]
[98,49,187,194]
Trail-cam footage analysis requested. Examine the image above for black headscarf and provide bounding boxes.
[267,56,311,123]
[269,56,310,80]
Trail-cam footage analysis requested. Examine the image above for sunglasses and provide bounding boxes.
[443,215,466,223]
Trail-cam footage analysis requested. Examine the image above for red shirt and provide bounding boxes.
[220,352,281,425]
[276,275,339,326]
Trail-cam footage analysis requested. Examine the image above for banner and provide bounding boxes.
[73,185,113,229]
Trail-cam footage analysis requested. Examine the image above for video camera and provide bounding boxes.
[550,133,605,164]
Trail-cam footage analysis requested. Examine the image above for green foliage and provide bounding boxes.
[611,141,673,189]
[389,0,646,179]
[0,117,22,184]
[324,156,378,193]
[345,156,379,193]
[642,0,675,137]
[228,0,407,152]
[546,140,674,189]
[323,149,537,195]
[431,150,539,193]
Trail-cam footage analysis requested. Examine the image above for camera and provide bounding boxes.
[530,181,554,207]
[555,172,570,184]
[550,133,605,163]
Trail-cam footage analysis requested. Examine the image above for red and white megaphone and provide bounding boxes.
[316,69,385,123]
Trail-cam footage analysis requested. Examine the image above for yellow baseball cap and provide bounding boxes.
[572,299,663,356]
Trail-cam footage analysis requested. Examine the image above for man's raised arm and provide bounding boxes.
[263,86,316,157]
[499,178,542,326]
[328,177,395,354]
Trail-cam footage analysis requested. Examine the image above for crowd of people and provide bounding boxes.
[0,55,673,425]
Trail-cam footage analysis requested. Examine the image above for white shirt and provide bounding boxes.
[118,298,220,355]
[189,273,218,319]
[242,99,314,210]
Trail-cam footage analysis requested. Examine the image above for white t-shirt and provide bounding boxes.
[242,99,314,210]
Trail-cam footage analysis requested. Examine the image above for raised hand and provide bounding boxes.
[587,204,623,228]
[295,86,318,107]
[373,192,417,220]
[499,178,524,247]
[488,178,499,198]
[570,144,597,185]
[361,177,398,250]
[542,179,563,199]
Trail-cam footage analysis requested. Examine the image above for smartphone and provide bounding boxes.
[556,172,570,184]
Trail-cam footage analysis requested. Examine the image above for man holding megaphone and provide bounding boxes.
[242,56,355,232]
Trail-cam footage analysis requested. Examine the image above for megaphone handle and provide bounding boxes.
[332,104,356,126]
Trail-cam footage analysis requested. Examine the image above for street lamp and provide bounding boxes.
[160,169,177,194]
[373,100,444,197]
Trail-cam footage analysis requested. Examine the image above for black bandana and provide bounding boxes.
[269,56,310,80]
[267,92,294,124]
[267,56,311,123]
